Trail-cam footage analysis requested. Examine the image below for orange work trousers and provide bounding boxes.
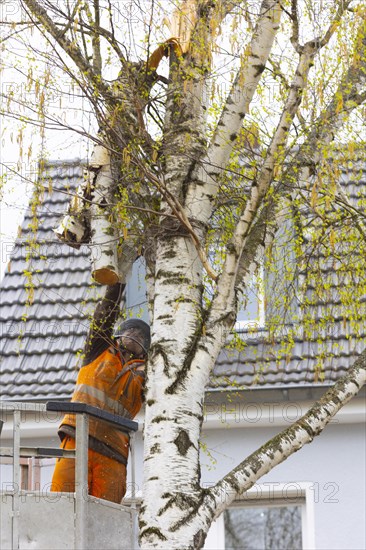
[50,436,126,504]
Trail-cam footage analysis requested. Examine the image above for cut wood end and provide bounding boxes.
[92,268,120,285]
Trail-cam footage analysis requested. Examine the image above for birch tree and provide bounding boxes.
[1,1,366,548]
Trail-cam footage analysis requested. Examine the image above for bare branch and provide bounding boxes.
[319,0,354,48]
[290,0,301,52]
[20,0,110,96]
[57,0,82,39]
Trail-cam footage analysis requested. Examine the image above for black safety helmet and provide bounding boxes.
[114,319,151,356]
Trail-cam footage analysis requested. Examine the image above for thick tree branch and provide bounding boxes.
[202,0,282,183]
[209,3,364,327]
[93,0,102,73]
[208,42,317,327]
[290,0,300,52]
[201,349,366,522]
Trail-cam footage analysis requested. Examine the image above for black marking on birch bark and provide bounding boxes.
[193,529,207,549]
[184,409,203,421]
[165,306,210,394]
[150,343,170,376]
[150,443,161,454]
[151,415,172,423]
[105,226,115,236]
[225,474,241,494]
[146,399,156,406]
[253,64,265,78]
[230,133,236,141]
[169,491,206,532]
[140,527,167,541]
[158,491,203,518]
[226,242,239,257]
[148,476,159,481]
[174,429,194,456]
[159,216,191,238]
[182,162,198,201]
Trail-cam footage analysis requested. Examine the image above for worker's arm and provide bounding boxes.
[119,365,145,418]
[82,282,125,365]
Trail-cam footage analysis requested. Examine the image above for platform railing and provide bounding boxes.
[0,401,138,550]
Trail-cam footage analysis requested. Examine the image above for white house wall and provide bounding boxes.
[200,420,365,550]
[1,399,365,550]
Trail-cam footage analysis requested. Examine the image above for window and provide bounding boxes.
[0,457,41,490]
[125,257,265,329]
[203,483,315,550]
[235,266,265,330]
[224,505,302,549]
[125,257,149,323]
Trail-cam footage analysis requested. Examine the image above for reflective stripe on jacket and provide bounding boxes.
[59,347,145,459]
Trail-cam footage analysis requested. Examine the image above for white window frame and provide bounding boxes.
[234,265,266,331]
[0,457,42,490]
[125,257,149,322]
[203,481,315,550]
[125,258,266,330]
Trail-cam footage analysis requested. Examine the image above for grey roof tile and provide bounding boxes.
[0,160,98,400]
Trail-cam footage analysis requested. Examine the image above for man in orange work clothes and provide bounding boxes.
[51,282,150,503]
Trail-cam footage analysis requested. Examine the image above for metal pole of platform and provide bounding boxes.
[75,413,88,550]
[12,410,21,550]
[130,433,137,550]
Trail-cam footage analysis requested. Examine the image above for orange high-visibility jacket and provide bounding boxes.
[60,348,145,459]
[60,348,144,458]
[58,283,146,462]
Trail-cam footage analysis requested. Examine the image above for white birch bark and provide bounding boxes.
[140,349,365,549]
[185,0,282,225]
[207,44,317,334]
[88,145,120,284]
[141,234,205,546]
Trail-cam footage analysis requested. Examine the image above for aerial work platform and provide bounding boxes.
[0,401,138,550]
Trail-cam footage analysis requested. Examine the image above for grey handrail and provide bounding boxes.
[46,401,138,432]
[1,400,138,550]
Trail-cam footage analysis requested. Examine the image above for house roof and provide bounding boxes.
[0,161,99,400]
[0,159,365,400]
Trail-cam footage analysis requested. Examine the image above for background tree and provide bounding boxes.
[1,1,365,548]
